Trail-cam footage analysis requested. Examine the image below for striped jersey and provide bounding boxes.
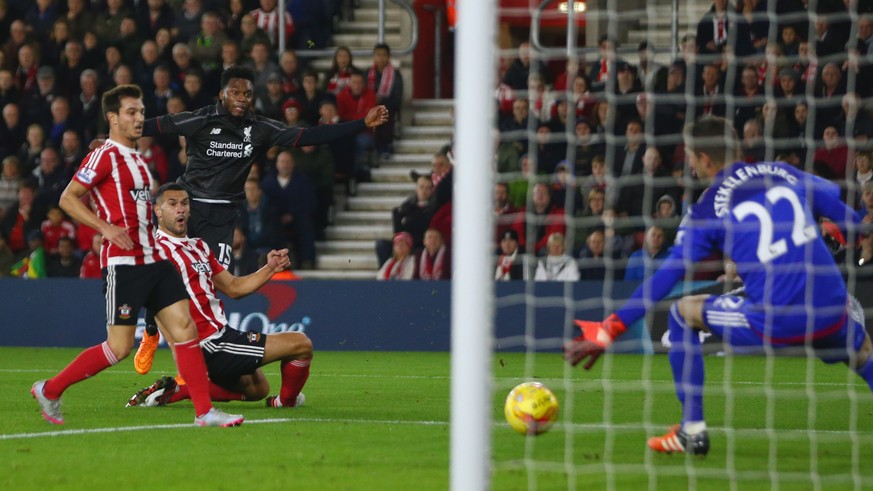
[155,230,227,340]
[72,139,164,268]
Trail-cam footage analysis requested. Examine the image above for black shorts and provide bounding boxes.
[102,261,188,326]
[200,327,267,390]
[189,199,239,268]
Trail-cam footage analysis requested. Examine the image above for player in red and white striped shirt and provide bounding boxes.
[31,85,243,427]
[127,183,312,409]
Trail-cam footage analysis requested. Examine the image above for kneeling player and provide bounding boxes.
[127,183,311,408]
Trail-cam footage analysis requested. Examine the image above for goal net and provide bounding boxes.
[452,0,873,489]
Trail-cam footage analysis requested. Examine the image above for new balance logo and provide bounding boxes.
[210,128,221,135]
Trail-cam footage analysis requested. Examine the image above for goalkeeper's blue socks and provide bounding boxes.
[855,355,873,392]
[667,303,705,424]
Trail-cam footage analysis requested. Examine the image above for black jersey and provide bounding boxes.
[143,103,367,202]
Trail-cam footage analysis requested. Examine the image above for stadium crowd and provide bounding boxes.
[0,0,402,277]
[5,0,873,283]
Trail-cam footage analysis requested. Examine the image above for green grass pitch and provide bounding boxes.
[1,347,872,490]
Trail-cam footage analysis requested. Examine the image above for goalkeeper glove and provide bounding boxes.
[563,313,627,370]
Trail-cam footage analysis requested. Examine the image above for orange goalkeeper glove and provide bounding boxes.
[563,313,627,369]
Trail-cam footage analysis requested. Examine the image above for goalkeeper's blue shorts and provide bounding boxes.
[701,293,867,363]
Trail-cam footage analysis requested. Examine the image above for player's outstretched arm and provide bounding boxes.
[60,180,133,250]
[563,314,627,369]
[212,249,291,299]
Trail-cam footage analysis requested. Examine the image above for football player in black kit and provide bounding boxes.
[134,65,389,375]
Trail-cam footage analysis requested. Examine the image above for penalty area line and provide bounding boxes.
[1,417,448,441]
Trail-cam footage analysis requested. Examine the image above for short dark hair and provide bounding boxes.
[373,43,391,55]
[101,84,143,120]
[220,65,255,89]
[153,182,188,204]
[685,116,740,165]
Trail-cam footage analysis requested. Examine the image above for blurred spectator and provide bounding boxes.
[742,118,766,162]
[64,0,95,41]
[572,118,603,177]
[180,70,213,111]
[369,43,403,158]
[317,99,354,180]
[860,180,873,219]
[695,63,726,118]
[534,232,579,281]
[550,161,584,215]
[779,23,800,57]
[118,15,146,63]
[246,40,280,92]
[587,35,620,92]
[174,0,205,43]
[612,61,642,134]
[417,228,450,280]
[238,178,282,252]
[532,123,564,174]
[637,41,668,92]
[225,0,247,41]
[814,62,846,135]
[0,154,21,217]
[59,130,85,175]
[112,63,134,89]
[154,27,174,63]
[136,0,175,48]
[73,69,100,143]
[239,14,272,57]
[846,150,873,212]
[10,229,45,279]
[254,72,288,120]
[14,43,38,95]
[846,231,873,281]
[0,101,24,158]
[377,231,416,280]
[281,97,302,126]
[25,65,58,127]
[498,98,531,158]
[813,125,849,179]
[495,229,524,281]
[324,46,357,96]
[518,182,566,255]
[0,236,12,277]
[33,147,68,207]
[624,225,669,281]
[136,136,170,184]
[734,65,763,131]
[579,155,607,206]
[18,124,46,174]
[250,0,295,48]
[573,187,607,255]
[220,40,243,75]
[188,10,227,76]
[297,71,328,126]
[95,0,130,45]
[577,228,624,280]
[169,43,201,92]
[261,150,317,269]
[56,40,86,98]
[135,41,163,91]
[79,231,102,279]
[278,49,301,96]
[506,153,531,208]
[25,0,59,45]
[291,142,335,240]
[144,65,174,117]
[503,41,548,90]
[376,174,435,267]
[42,19,70,69]
[0,179,45,255]
[229,225,260,276]
[493,182,522,251]
[46,96,73,148]
[832,92,873,143]
[82,31,103,69]
[0,69,21,108]
[814,11,849,61]
[696,0,753,61]
[336,71,377,182]
[3,20,29,72]
[45,235,80,278]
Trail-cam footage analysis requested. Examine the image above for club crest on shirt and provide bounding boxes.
[248,332,261,343]
[76,168,97,184]
[243,126,252,142]
[118,304,132,320]
[129,188,151,202]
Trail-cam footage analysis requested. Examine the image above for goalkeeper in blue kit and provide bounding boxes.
[565,116,873,455]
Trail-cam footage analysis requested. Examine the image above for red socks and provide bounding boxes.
[44,342,118,399]
[279,359,311,406]
[167,383,245,403]
[173,338,213,416]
